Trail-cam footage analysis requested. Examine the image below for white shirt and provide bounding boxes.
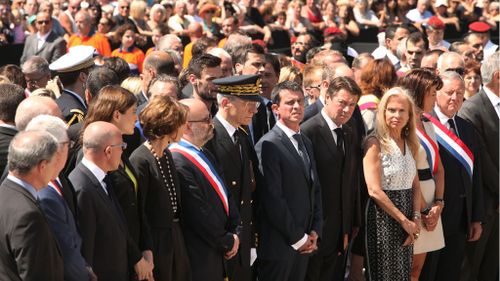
[483,86,500,119]
[372,45,388,59]
[484,40,499,60]
[429,40,450,50]
[81,157,108,195]
[406,9,432,23]
[434,105,459,137]
[36,31,51,51]
[320,109,342,146]
[216,113,237,142]
[275,120,309,249]
[386,51,400,67]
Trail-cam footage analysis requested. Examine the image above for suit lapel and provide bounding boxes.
[479,89,499,128]
[214,118,241,165]
[317,115,340,157]
[79,164,112,205]
[275,126,310,180]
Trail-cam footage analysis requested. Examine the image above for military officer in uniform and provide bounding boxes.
[204,74,262,281]
[49,45,95,126]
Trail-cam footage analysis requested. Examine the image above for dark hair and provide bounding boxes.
[464,59,481,77]
[140,96,188,140]
[449,41,467,53]
[86,66,120,98]
[114,23,138,42]
[359,58,397,99]
[192,36,218,59]
[233,44,265,66]
[143,51,177,77]
[406,31,428,51]
[327,76,362,98]
[0,65,26,88]
[188,54,221,78]
[397,68,443,110]
[271,80,304,105]
[385,24,408,40]
[147,74,180,99]
[265,53,280,77]
[0,83,25,123]
[103,57,131,82]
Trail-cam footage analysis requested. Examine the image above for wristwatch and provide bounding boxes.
[434,198,445,207]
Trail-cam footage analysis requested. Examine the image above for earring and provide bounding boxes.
[404,125,409,137]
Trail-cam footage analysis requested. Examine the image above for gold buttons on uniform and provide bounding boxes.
[232,181,237,186]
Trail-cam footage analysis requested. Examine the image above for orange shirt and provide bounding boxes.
[182,42,193,69]
[68,31,111,57]
[218,37,227,48]
[111,46,145,74]
[145,47,155,57]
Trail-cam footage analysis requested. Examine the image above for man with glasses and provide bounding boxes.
[20,11,66,65]
[172,98,241,281]
[204,74,261,281]
[113,0,137,31]
[21,56,51,93]
[70,121,154,281]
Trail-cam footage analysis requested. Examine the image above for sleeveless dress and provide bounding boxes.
[413,122,445,254]
[366,138,416,281]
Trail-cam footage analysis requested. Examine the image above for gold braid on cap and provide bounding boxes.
[217,80,261,95]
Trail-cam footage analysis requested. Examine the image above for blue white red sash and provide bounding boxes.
[48,179,63,197]
[169,140,229,216]
[423,113,474,180]
[416,127,439,175]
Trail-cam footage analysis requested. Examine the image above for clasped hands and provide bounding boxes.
[135,250,155,281]
[297,231,319,254]
[402,218,420,246]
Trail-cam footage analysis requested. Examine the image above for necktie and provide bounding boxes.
[103,175,113,198]
[334,127,344,156]
[266,101,276,130]
[233,130,242,160]
[292,133,311,177]
[448,118,458,137]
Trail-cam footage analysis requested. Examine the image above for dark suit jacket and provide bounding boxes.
[255,125,323,260]
[251,102,276,144]
[56,89,86,126]
[0,125,16,175]
[0,178,63,280]
[38,182,89,281]
[171,146,240,281]
[459,89,499,211]
[69,163,130,281]
[303,99,323,123]
[20,31,66,65]
[204,118,258,277]
[301,114,360,256]
[431,113,484,235]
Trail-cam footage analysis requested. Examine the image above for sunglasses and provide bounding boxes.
[36,20,50,25]
[444,67,464,76]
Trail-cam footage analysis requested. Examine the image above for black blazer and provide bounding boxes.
[204,117,258,272]
[19,31,66,65]
[430,113,484,235]
[171,147,240,281]
[69,163,130,281]
[56,89,86,126]
[0,178,63,281]
[459,89,499,211]
[251,102,276,144]
[301,113,360,256]
[0,125,16,175]
[255,125,323,260]
[302,99,324,123]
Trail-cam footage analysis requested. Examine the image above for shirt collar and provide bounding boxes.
[320,109,340,131]
[434,105,455,124]
[483,86,500,109]
[386,51,400,65]
[37,31,51,41]
[81,157,107,186]
[0,123,17,130]
[216,113,237,139]
[276,120,299,138]
[7,174,38,199]
[318,95,325,105]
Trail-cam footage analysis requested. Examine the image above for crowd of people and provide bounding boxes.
[0,0,498,281]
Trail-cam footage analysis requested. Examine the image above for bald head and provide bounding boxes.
[83,121,121,151]
[188,22,203,38]
[437,52,465,75]
[144,51,176,76]
[157,34,183,57]
[332,63,354,79]
[15,96,62,131]
[311,50,347,66]
[180,98,213,147]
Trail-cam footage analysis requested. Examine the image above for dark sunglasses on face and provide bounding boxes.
[36,20,50,25]
[444,67,464,76]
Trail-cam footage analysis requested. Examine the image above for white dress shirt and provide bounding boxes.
[483,86,500,119]
[81,157,108,195]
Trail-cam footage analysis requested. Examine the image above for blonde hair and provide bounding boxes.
[121,76,143,96]
[373,87,419,159]
[279,65,302,84]
[130,0,147,20]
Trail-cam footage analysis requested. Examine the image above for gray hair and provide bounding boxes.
[21,56,50,76]
[437,52,464,73]
[25,114,68,144]
[157,34,182,52]
[396,37,408,60]
[481,51,500,85]
[8,130,58,175]
[207,47,232,61]
[439,70,464,85]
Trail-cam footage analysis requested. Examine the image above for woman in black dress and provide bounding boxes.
[129,95,191,281]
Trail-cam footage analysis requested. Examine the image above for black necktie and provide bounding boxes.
[448,118,458,136]
[266,101,276,130]
[233,130,243,160]
[293,134,311,176]
[103,175,113,199]
[334,127,344,156]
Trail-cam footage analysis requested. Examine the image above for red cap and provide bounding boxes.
[469,21,491,33]
[252,39,266,49]
[428,16,445,30]
[324,26,344,37]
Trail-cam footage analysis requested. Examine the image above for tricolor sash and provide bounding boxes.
[423,113,474,180]
[170,141,230,216]
[48,179,63,197]
[358,94,380,111]
[416,127,439,175]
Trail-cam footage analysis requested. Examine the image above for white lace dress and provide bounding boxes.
[366,138,416,281]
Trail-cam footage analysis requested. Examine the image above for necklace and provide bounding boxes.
[147,141,178,216]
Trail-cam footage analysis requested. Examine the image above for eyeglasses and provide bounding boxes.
[36,20,50,25]
[304,84,321,92]
[444,67,464,76]
[188,115,212,123]
[25,74,47,86]
[108,142,128,150]
[120,5,129,9]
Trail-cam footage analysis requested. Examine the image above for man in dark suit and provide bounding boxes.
[27,115,94,281]
[0,130,63,280]
[301,77,362,281]
[204,74,261,281]
[69,122,153,281]
[20,11,66,65]
[458,51,499,281]
[255,81,322,281]
[0,83,24,174]
[422,71,484,281]
[50,45,95,126]
[173,98,241,281]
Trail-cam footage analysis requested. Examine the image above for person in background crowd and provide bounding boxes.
[373,24,410,69]
[207,47,233,78]
[58,0,80,35]
[172,98,241,281]
[130,95,191,281]
[351,52,374,85]
[0,130,63,280]
[168,0,191,38]
[406,0,432,27]
[459,51,499,281]
[20,11,66,65]
[468,21,498,59]
[363,87,421,281]
[113,0,137,31]
[400,31,427,73]
[0,83,24,174]
[111,24,145,75]
[426,16,450,50]
[437,51,465,75]
[420,49,445,72]
[187,54,223,115]
[463,59,482,99]
[464,32,485,62]
[138,50,177,107]
[68,10,111,57]
[22,56,51,93]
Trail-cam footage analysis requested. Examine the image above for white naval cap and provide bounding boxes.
[49,45,96,73]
